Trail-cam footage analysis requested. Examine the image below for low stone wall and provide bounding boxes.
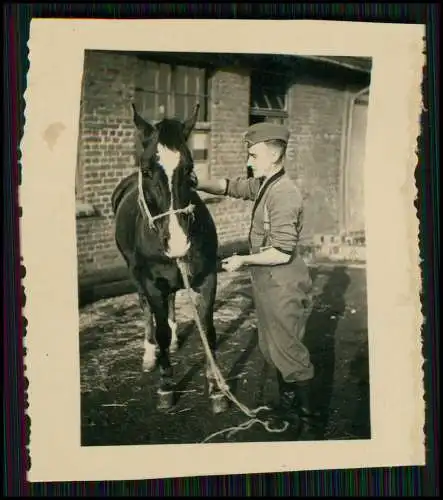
[78,236,366,307]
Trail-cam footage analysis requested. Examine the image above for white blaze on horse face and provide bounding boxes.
[157,144,190,259]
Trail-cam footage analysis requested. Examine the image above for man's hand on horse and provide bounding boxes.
[188,170,198,189]
[221,254,245,273]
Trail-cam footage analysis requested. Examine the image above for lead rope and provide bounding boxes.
[176,259,289,443]
[137,169,155,229]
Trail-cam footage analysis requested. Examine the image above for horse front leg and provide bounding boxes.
[152,295,175,411]
[139,291,177,371]
[167,292,179,354]
[139,294,157,373]
[128,263,157,373]
[194,271,229,415]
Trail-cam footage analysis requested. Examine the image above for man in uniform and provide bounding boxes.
[191,122,320,440]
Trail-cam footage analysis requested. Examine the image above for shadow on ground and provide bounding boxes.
[79,265,371,446]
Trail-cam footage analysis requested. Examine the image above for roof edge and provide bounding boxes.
[300,55,372,73]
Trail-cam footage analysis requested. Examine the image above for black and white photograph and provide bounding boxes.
[76,50,372,447]
[22,19,425,482]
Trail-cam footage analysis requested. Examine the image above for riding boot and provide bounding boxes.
[270,371,301,425]
[291,379,323,441]
[272,373,322,441]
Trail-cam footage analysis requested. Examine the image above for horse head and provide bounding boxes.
[132,102,199,260]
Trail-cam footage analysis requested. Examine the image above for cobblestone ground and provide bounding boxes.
[79,265,370,446]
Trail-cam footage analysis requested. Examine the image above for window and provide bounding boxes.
[135,61,210,122]
[135,60,211,179]
[249,70,288,126]
[246,71,289,177]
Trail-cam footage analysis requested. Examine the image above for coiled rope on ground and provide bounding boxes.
[176,259,289,444]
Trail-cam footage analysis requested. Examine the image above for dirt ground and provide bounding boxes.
[79,264,371,446]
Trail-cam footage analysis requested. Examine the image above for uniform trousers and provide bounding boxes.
[249,253,314,384]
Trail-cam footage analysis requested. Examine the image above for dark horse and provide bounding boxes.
[111,103,228,414]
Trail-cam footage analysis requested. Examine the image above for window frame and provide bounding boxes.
[133,61,213,186]
[134,61,211,123]
[249,70,289,125]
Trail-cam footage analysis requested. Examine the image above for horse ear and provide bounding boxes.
[131,103,155,136]
[182,102,200,140]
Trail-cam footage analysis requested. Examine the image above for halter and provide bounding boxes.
[137,168,195,231]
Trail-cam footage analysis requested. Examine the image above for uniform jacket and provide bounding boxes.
[225,168,304,256]
[225,167,312,296]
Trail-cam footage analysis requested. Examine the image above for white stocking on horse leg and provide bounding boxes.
[142,314,157,372]
[168,293,178,354]
[168,319,178,354]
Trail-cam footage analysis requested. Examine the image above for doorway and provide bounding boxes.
[344,91,369,236]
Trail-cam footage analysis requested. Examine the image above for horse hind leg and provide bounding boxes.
[167,292,179,354]
[194,272,229,415]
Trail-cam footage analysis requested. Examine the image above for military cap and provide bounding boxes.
[243,122,290,146]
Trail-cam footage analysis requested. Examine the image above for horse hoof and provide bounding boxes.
[210,394,229,415]
[157,389,175,411]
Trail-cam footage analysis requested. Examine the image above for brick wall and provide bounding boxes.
[205,68,252,246]
[203,72,347,245]
[76,52,356,280]
[285,79,346,238]
[76,51,138,277]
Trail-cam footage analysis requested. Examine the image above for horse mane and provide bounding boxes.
[111,171,139,215]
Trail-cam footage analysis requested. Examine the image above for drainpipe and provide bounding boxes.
[343,85,370,235]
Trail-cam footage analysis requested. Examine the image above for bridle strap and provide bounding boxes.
[137,169,195,231]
